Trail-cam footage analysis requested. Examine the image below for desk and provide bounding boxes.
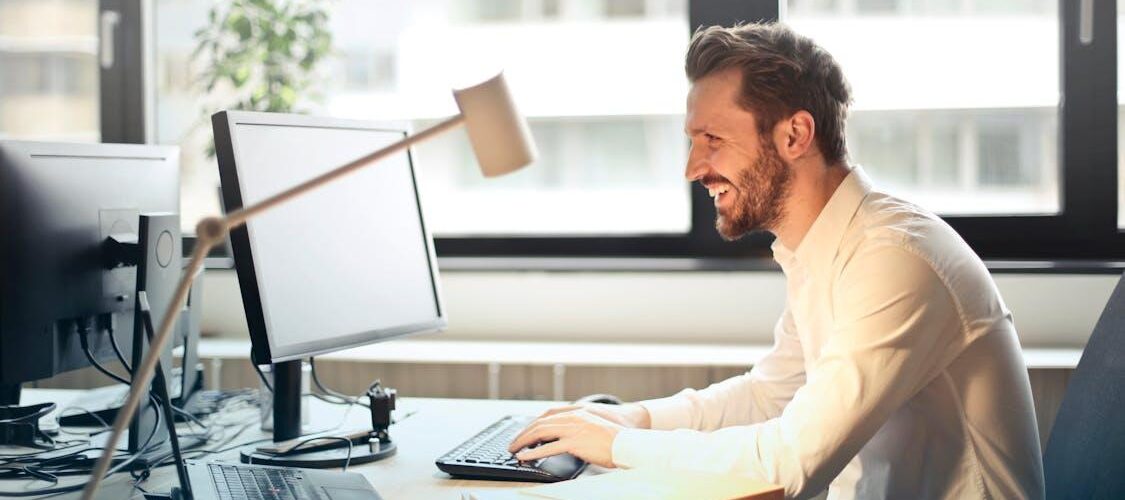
[11,389,598,499]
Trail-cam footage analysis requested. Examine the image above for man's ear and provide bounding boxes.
[775,110,816,162]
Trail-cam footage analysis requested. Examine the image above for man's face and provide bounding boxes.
[684,69,792,241]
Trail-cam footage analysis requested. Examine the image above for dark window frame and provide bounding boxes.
[117,0,1122,268]
[99,0,147,144]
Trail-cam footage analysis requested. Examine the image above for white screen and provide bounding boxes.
[231,121,441,358]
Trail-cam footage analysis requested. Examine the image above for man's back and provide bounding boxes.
[818,172,1045,498]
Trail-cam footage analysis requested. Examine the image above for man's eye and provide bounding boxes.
[705,133,720,143]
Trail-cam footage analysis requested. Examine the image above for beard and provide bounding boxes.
[713,141,793,241]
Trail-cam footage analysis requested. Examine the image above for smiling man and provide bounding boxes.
[508,23,1045,499]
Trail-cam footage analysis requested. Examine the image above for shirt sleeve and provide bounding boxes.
[640,304,807,432]
[612,245,969,498]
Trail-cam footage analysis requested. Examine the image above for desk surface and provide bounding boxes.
[13,389,595,499]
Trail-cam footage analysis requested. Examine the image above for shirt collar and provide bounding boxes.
[772,166,873,274]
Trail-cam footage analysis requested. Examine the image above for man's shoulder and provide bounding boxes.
[838,190,991,285]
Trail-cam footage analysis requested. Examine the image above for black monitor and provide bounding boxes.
[212,111,446,465]
[0,140,180,405]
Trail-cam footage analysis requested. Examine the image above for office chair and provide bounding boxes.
[1042,271,1125,499]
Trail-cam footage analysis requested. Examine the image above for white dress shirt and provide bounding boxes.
[611,167,1045,499]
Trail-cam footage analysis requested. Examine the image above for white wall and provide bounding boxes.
[200,270,1118,348]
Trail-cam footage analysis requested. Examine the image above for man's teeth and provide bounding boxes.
[708,186,731,197]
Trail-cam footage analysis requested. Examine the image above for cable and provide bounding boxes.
[251,361,274,393]
[107,324,133,375]
[138,388,266,474]
[77,322,131,386]
[6,320,169,490]
[170,405,208,433]
[309,358,353,401]
[55,406,110,432]
[309,357,371,408]
[0,402,163,497]
[288,436,353,472]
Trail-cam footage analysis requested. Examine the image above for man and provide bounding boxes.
[509,23,1045,499]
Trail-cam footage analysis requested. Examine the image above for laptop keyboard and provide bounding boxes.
[209,463,315,500]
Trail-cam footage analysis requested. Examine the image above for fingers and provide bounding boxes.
[508,422,568,453]
[509,408,583,452]
[515,439,568,462]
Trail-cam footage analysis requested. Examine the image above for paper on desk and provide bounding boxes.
[515,468,783,500]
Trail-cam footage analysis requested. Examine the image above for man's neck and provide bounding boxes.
[772,161,852,251]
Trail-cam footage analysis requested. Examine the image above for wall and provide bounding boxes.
[200,269,1119,347]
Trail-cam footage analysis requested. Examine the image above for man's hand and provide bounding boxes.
[537,402,652,429]
[506,403,651,468]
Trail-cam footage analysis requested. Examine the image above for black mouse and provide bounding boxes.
[573,393,623,405]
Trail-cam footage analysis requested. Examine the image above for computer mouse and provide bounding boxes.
[573,393,622,405]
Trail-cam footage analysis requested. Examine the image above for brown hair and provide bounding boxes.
[686,23,852,166]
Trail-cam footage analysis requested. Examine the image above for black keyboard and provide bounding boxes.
[436,415,587,482]
[208,463,314,500]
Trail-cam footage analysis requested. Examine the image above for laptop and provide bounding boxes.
[181,460,381,500]
[125,294,384,500]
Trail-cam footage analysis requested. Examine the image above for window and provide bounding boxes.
[787,0,1060,216]
[145,1,1125,261]
[0,0,99,142]
[155,0,691,239]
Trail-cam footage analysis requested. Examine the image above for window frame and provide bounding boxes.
[98,0,148,144]
[122,0,1122,266]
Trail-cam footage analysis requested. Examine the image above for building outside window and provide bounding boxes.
[787,0,1060,217]
[0,0,99,142]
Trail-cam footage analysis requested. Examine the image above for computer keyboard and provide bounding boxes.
[208,462,313,500]
[436,415,587,482]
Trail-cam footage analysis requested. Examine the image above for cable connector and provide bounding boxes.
[366,381,395,440]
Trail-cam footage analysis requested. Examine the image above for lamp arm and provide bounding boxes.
[80,239,210,500]
[80,113,467,500]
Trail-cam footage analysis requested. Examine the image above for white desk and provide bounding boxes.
[10,389,596,499]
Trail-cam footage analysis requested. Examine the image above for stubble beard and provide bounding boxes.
[715,142,793,241]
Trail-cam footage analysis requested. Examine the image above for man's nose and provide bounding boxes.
[685,148,707,182]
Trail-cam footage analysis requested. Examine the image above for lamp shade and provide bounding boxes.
[452,72,537,177]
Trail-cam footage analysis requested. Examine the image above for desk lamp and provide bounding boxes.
[80,72,536,500]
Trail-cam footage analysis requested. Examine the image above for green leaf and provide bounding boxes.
[232,66,251,86]
[230,13,252,40]
[193,0,333,128]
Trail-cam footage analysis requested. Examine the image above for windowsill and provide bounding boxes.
[201,256,1125,274]
[196,338,1082,370]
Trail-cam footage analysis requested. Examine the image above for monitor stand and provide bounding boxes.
[238,359,395,468]
[0,384,19,406]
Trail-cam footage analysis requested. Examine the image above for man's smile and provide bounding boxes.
[704,182,734,207]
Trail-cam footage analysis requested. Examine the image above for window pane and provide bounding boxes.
[0,0,99,142]
[787,0,1059,216]
[155,0,690,236]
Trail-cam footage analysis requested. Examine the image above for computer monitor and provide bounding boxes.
[212,111,446,464]
[0,140,180,406]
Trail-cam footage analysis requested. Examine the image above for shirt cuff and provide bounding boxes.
[612,428,674,469]
[639,390,696,430]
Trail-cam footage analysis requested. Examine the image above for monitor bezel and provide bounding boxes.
[212,110,447,365]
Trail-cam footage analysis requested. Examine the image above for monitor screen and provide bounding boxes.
[214,111,445,363]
